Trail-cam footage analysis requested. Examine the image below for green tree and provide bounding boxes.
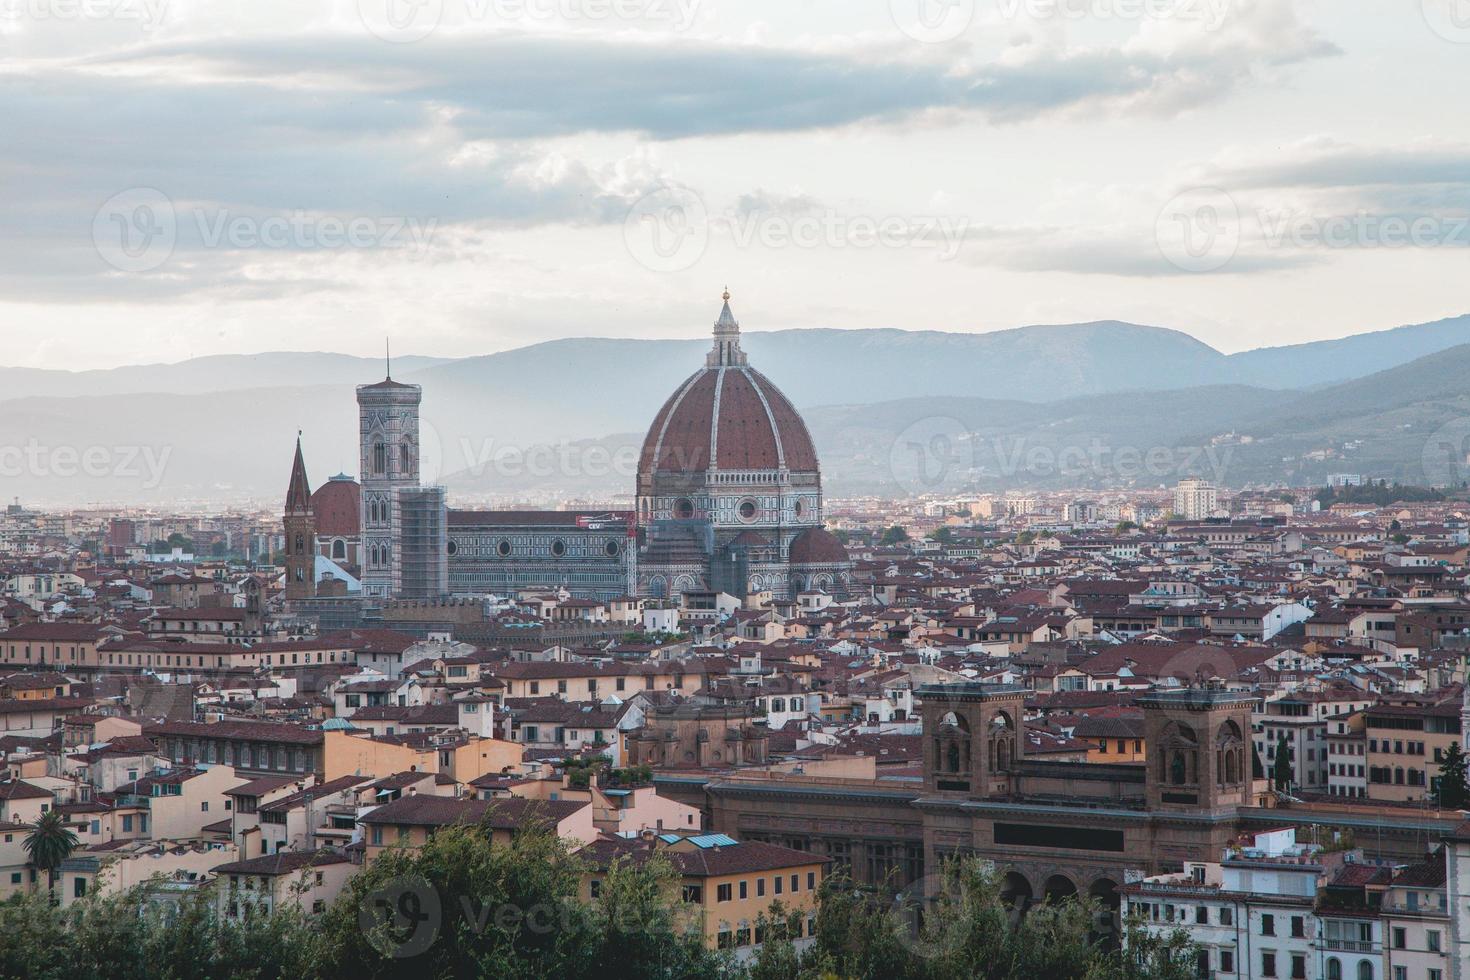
[1090,917,1199,980]
[927,527,955,545]
[805,859,1199,980]
[806,870,917,980]
[880,526,909,546]
[23,810,78,899]
[1272,734,1293,792]
[0,883,321,979]
[1439,741,1469,809]
[315,813,726,980]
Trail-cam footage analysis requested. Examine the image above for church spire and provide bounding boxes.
[285,432,312,514]
[708,286,747,367]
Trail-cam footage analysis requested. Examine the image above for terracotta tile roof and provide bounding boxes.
[358,794,586,829]
[213,848,349,876]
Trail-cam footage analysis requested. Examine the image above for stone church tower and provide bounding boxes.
[1139,689,1256,813]
[918,682,1027,799]
[283,435,316,601]
[357,369,423,599]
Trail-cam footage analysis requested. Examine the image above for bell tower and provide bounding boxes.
[917,683,1027,799]
[283,434,316,602]
[356,357,423,600]
[1139,689,1258,813]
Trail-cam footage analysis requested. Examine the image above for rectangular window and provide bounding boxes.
[1291,954,1305,980]
[739,880,748,900]
[716,883,732,903]
[1262,951,1276,978]
[1393,927,1406,949]
[1261,914,1275,936]
[757,878,765,897]
[1220,950,1233,973]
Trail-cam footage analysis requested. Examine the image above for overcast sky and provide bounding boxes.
[3,0,1467,369]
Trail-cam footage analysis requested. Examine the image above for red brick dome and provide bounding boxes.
[639,293,818,479]
[309,476,360,537]
[638,365,818,476]
[789,527,848,565]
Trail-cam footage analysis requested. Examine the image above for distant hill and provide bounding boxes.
[799,343,1470,493]
[4,314,1470,504]
[0,352,450,401]
[1224,314,1470,389]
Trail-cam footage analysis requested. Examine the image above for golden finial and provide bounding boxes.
[722,286,730,302]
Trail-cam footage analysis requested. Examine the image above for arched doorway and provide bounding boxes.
[1043,874,1077,904]
[1000,871,1033,911]
[1089,878,1122,948]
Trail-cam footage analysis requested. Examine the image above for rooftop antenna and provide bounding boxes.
[385,338,391,380]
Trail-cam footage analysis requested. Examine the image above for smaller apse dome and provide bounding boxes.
[310,474,361,537]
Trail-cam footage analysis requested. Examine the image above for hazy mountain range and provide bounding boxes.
[6,314,1470,506]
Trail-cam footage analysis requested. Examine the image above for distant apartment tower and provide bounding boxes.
[107,518,136,556]
[1065,500,1097,525]
[357,372,424,599]
[1173,479,1218,520]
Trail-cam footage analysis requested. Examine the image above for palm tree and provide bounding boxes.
[23,810,78,900]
